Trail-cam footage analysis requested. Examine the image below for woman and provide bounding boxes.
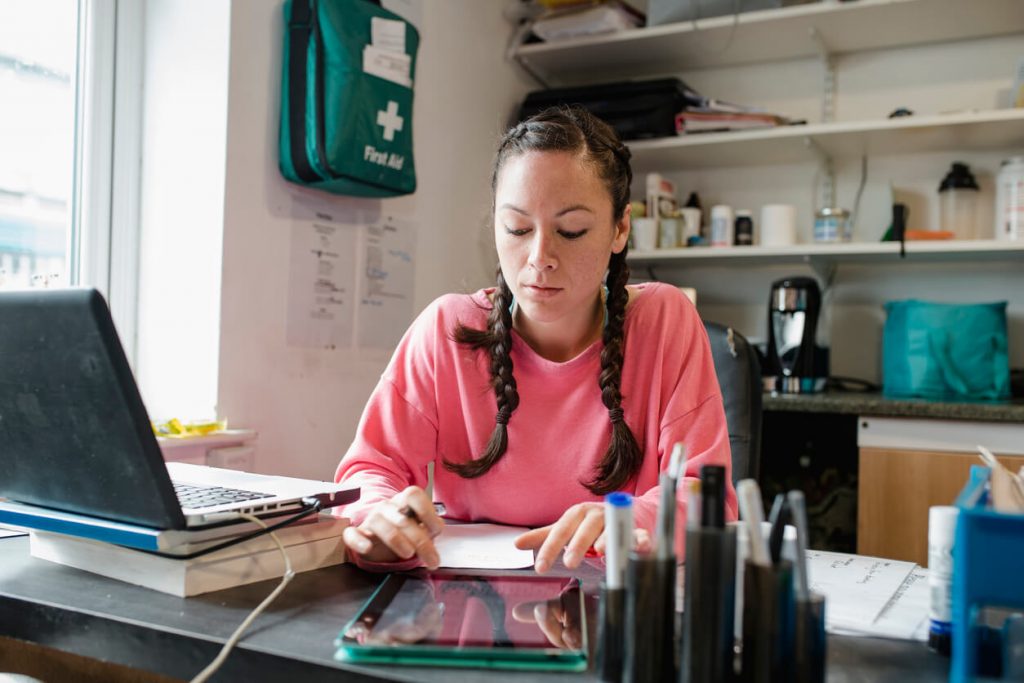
[336,106,737,572]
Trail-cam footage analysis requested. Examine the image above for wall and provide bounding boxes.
[645,32,1024,383]
[213,0,532,478]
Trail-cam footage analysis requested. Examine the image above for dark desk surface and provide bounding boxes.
[0,535,948,682]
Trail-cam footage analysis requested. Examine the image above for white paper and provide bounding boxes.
[831,567,930,641]
[362,44,412,88]
[434,523,535,570]
[805,549,916,632]
[1,525,27,538]
[371,16,406,54]
[356,217,415,349]
[286,212,358,349]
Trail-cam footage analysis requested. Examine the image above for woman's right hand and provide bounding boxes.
[341,486,445,569]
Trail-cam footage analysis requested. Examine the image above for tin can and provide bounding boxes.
[813,207,850,243]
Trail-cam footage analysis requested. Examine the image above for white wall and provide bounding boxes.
[645,32,1024,383]
[214,0,532,478]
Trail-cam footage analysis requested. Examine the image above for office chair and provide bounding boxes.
[702,321,762,484]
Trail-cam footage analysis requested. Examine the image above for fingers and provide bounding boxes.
[634,528,652,554]
[347,487,444,569]
[514,525,552,550]
[511,600,543,624]
[368,503,441,569]
[399,486,445,537]
[532,600,566,649]
[535,503,604,573]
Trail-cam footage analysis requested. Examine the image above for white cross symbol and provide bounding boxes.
[376,100,403,142]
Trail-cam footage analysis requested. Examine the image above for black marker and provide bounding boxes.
[700,465,726,529]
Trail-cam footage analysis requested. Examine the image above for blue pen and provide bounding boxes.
[604,492,633,590]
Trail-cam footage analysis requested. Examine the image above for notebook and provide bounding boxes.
[0,287,358,531]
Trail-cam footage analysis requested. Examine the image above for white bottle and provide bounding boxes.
[710,205,734,247]
[995,156,1024,241]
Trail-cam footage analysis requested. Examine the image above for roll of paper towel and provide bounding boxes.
[760,204,797,246]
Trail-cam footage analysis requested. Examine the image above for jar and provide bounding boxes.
[813,207,850,243]
[995,156,1024,241]
[734,210,754,246]
[938,162,979,238]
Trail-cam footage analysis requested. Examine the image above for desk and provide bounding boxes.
[0,536,947,682]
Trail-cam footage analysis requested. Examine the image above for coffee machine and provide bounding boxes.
[764,276,829,394]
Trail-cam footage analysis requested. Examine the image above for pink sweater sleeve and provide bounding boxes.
[625,293,738,560]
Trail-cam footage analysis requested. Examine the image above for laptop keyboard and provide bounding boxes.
[173,481,274,510]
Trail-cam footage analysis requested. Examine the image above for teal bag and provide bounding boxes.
[280,0,418,197]
[882,300,1010,400]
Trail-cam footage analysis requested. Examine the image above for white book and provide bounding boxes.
[29,515,350,597]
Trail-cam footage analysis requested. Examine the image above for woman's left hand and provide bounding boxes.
[513,503,651,573]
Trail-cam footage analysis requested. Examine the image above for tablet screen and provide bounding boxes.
[336,572,587,670]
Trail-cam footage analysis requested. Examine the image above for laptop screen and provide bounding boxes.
[0,288,187,529]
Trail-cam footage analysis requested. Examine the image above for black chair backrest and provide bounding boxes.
[703,321,762,484]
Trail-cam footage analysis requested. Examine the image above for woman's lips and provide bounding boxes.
[524,285,562,298]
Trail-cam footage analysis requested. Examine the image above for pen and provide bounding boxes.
[766,492,788,565]
[400,461,446,522]
[686,479,702,531]
[655,443,686,560]
[604,492,634,590]
[737,479,770,567]
[787,490,811,602]
[700,465,726,529]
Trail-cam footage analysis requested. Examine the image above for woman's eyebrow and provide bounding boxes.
[496,203,594,216]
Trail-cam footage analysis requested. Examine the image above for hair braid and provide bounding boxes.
[584,247,642,494]
[445,270,520,477]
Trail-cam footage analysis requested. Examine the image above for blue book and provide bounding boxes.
[0,500,313,552]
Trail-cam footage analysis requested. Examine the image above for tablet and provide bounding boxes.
[335,571,588,671]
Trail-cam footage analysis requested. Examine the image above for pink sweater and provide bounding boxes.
[335,282,738,563]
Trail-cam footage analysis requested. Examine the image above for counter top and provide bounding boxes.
[764,391,1024,423]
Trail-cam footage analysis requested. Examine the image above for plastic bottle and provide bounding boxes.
[995,156,1024,241]
[927,505,958,657]
[710,205,734,247]
[938,162,979,239]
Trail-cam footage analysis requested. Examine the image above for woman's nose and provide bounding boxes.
[527,231,557,271]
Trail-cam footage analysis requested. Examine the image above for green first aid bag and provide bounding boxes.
[882,300,1011,400]
[280,0,418,197]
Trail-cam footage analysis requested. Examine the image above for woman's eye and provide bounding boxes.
[559,229,588,240]
[505,227,531,237]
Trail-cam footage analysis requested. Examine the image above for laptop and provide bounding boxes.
[0,287,358,531]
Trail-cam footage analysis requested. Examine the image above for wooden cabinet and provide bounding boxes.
[856,417,1024,566]
[857,447,1019,565]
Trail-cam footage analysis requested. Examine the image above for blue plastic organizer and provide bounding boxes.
[951,465,1024,682]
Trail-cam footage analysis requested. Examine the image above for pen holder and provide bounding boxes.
[740,559,794,683]
[623,552,677,683]
[681,526,737,683]
[793,592,826,683]
[598,584,626,682]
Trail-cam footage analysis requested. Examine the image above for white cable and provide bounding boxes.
[190,513,295,683]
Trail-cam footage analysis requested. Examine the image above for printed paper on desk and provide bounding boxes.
[434,523,535,570]
[371,17,406,55]
[362,45,411,88]
[805,549,916,633]
[831,567,929,642]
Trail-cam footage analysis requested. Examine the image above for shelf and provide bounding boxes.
[626,108,1024,173]
[514,0,1024,85]
[627,239,1024,268]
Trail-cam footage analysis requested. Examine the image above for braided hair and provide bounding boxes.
[447,106,641,495]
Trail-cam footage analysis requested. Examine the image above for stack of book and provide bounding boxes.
[1,501,349,597]
[673,91,796,134]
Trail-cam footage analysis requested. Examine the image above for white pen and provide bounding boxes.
[604,492,634,590]
[655,443,687,560]
[788,490,811,601]
[737,479,770,567]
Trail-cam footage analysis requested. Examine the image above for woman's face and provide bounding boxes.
[493,150,629,336]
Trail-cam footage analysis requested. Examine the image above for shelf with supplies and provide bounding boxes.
[513,0,1024,86]
[627,239,1024,269]
[625,108,1024,174]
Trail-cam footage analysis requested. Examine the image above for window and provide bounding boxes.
[0,0,142,360]
[0,1,78,288]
